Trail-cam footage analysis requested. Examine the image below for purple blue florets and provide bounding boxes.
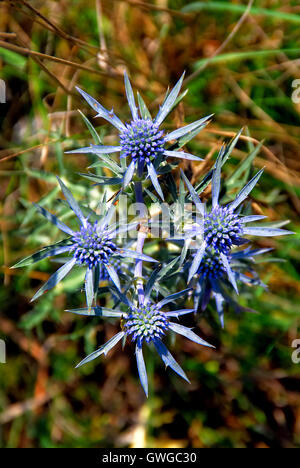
[124,303,169,344]
[197,247,226,280]
[120,119,165,166]
[70,222,117,269]
[204,206,243,254]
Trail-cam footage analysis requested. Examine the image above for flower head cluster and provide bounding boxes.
[68,72,212,200]
[14,71,293,396]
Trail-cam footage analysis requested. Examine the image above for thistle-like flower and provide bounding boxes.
[181,148,293,291]
[69,284,213,397]
[67,72,213,200]
[191,246,270,327]
[12,177,157,305]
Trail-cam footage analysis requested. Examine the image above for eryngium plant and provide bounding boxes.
[13,72,293,396]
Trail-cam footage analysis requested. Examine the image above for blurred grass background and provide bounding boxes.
[0,0,300,448]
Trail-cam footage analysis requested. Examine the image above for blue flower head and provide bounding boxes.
[192,246,271,328]
[68,72,213,199]
[181,144,293,290]
[70,221,118,269]
[13,177,157,305]
[124,302,169,344]
[120,118,165,174]
[197,246,226,280]
[70,283,214,397]
[203,205,243,254]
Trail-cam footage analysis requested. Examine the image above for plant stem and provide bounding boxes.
[134,181,147,304]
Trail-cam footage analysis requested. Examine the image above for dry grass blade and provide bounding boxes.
[0,40,121,78]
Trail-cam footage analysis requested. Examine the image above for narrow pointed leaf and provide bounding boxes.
[89,154,122,175]
[259,220,291,229]
[227,140,264,186]
[123,160,135,188]
[229,169,264,210]
[12,242,71,268]
[188,241,207,283]
[240,215,267,223]
[76,86,125,132]
[66,307,124,317]
[169,120,213,151]
[104,263,121,290]
[137,92,152,120]
[109,286,133,308]
[31,258,76,302]
[144,265,162,302]
[212,152,223,209]
[155,257,179,281]
[154,339,190,383]
[165,309,195,318]
[93,178,124,186]
[65,146,97,154]
[214,293,225,328]
[231,247,273,259]
[155,72,185,126]
[164,150,203,161]
[156,288,191,308]
[57,177,86,227]
[221,128,244,165]
[243,226,294,237]
[98,203,116,230]
[144,258,179,302]
[33,203,75,236]
[78,109,102,144]
[107,221,139,239]
[169,322,214,348]
[165,115,213,141]
[181,170,204,215]
[220,253,239,295]
[76,331,125,368]
[117,248,158,263]
[136,343,148,397]
[90,145,122,154]
[124,71,138,120]
[147,162,164,200]
[179,238,191,266]
[85,267,94,308]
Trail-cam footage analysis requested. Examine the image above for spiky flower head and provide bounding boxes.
[68,71,213,199]
[12,177,157,305]
[123,303,169,344]
[190,247,272,327]
[71,283,213,397]
[197,247,226,281]
[204,206,243,255]
[120,119,165,172]
[179,142,293,289]
[70,222,117,269]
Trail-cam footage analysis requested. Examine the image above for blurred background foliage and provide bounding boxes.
[0,0,300,448]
